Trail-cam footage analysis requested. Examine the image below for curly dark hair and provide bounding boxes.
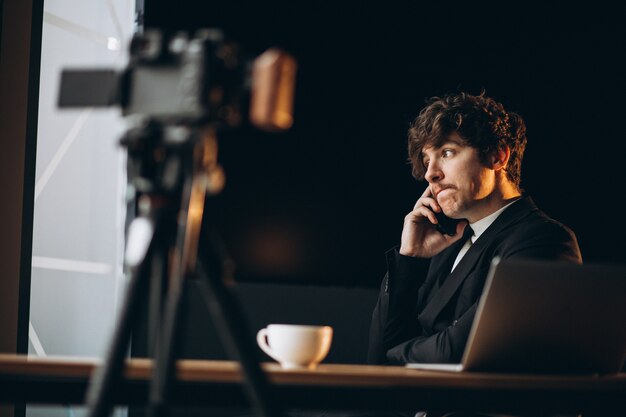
[407,92,527,189]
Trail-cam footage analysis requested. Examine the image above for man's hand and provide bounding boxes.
[399,187,468,258]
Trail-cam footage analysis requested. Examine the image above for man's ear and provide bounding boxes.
[491,147,511,170]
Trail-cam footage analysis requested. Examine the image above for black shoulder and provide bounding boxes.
[497,208,583,263]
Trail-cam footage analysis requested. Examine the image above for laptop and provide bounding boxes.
[406,258,626,374]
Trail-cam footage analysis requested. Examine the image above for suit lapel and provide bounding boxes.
[418,236,468,308]
[418,197,538,327]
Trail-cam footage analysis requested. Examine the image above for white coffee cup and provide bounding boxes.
[256,324,333,369]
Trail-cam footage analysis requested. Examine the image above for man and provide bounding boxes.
[368,92,582,367]
[285,93,582,417]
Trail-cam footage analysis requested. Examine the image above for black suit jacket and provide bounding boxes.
[367,196,583,365]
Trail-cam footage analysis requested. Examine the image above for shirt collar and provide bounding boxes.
[468,199,520,243]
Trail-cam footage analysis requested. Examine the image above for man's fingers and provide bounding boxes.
[413,196,440,212]
[407,206,438,226]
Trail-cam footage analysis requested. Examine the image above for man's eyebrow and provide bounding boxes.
[442,139,463,147]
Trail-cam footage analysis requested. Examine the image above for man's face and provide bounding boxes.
[421,133,495,219]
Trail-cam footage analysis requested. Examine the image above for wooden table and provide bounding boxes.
[1,354,625,415]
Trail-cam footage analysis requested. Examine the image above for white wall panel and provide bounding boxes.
[28,1,136,416]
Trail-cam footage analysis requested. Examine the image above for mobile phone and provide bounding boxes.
[434,211,460,236]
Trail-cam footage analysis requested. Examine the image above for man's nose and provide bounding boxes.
[425,160,442,183]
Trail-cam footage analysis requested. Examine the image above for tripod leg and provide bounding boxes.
[196,232,283,417]
[147,173,199,417]
[86,218,156,417]
[146,254,187,417]
[147,246,167,357]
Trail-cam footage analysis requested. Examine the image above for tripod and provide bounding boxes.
[84,120,283,417]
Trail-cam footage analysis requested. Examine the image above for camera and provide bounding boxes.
[58,28,296,132]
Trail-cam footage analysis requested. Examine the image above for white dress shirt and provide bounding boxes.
[450,200,519,272]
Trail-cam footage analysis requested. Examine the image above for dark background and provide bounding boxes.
[145,1,626,288]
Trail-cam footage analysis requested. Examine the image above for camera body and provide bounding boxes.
[60,28,296,132]
[59,29,249,126]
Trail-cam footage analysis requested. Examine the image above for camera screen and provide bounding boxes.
[124,66,202,119]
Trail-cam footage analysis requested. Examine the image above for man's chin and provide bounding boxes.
[438,199,457,217]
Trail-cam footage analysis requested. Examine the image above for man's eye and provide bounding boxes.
[442,149,454,158]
